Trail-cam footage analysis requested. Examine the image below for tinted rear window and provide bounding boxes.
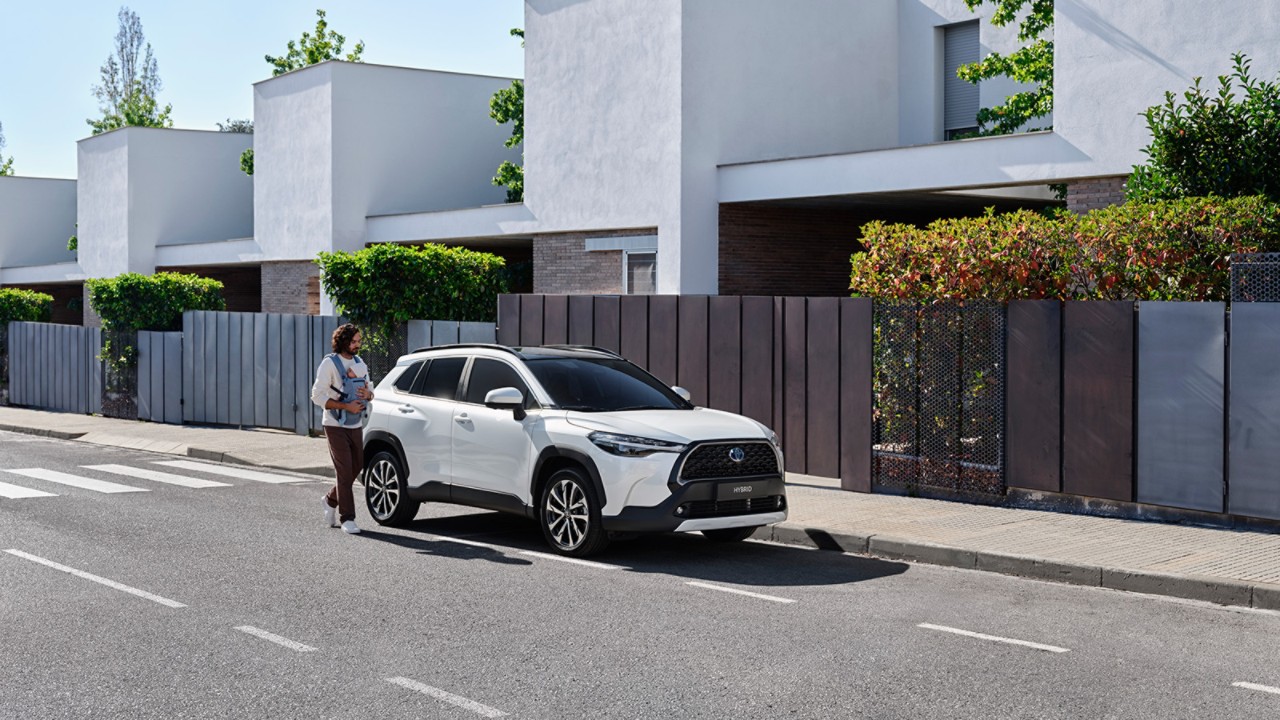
[413,357,466,400]
[393,361,425,392]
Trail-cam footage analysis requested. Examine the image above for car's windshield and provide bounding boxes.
[525,357,690,412]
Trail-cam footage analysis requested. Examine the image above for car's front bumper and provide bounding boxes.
[601,475,787,533]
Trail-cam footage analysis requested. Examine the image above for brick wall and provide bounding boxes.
[261,261,320,315]
[719,204,868,297]
[1066,176,1128,214]
[533,230,656,294]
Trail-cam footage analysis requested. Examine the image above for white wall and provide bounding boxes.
[77,127,253,278]
[0,177,77,270]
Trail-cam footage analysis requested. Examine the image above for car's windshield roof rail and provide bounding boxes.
[537,344,622,358]
[410,343,520,355]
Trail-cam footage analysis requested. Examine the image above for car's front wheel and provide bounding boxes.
[701,526,759,543]
[364,450,420,527]
[539,466,609,557]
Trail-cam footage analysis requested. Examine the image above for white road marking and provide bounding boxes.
[153,460,306,485]
[386,677,508,718]
[233,626,317,652]
[1234,681,1280,696]
[84,464,232,489]
[429,535,500,549]
[4,549,186,608]
[686,581,796,604]
[4,468,147,494]
[519,550,627,570]
[0,480,57,499]
[917,623,1070,653]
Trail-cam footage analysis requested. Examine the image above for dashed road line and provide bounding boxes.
[386,677,508,718]
[0,480,57,499]
[153,460,307,485]
[233,626,317,652]
[4,549,186,608]
[917,623,1069,653]
[85,464,232,489]
[686,581,796,604]
[4,468,147,494]
[519,550,627,570]
[1234,681,1280,696]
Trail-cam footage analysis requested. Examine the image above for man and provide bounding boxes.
[311,323,373,534]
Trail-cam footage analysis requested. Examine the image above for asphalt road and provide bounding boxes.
[2,430,1278,719]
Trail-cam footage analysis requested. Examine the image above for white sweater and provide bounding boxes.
[310,354,370,428]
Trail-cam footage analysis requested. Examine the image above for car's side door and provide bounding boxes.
[450,356,539,506]
[390,356,467,489]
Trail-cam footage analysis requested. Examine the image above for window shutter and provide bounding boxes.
[944,21,980,133]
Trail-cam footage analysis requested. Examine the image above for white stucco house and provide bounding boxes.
[0,176,79,323]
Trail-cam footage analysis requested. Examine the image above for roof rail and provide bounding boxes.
[409,343,519,355]
[537,344,623,358]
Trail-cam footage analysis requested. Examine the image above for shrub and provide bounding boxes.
[850,196,1280,301]
[0,289,54,324]
[86,272,225,332]
[316,243,509,326]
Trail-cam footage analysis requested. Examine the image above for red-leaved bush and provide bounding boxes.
[850,196,1280,301]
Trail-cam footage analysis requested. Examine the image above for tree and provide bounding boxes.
[265,9,365,77]
[1127,53,1280,204]
[490,28,524,203]
[87,7,173,135]
[0,121,13,176]
[956,0,1054,136]
[243,9,365,175]
[217,119,253,133]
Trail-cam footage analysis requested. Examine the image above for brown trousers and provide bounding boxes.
[324,426,364,522]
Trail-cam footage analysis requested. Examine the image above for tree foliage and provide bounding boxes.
[86,272,225,333]
[217,118,254,133]
[88,7,173,135]
[490,28,524,203]
[850,196,1280,302]
[956,0,1054,136]
[0,121,13,176]
[1127,54,1280,204]
[265,9,365,77]
[0,289,53,324]
[316,243,509,328]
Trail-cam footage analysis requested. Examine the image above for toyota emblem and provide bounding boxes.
[728,446,746,463]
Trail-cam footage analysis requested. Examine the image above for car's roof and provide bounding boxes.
[404,343,620,362]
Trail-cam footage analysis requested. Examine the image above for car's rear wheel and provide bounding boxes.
[701,526,759,543]
[540,466,609,557]
[364,450,420,527]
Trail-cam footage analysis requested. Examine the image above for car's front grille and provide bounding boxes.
[679,442,778,481]
[681,496,785,519]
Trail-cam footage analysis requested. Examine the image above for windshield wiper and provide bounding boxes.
[557,404,603,412]
[614,405,675,411]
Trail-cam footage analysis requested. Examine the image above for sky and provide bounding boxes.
[0,1,526,179]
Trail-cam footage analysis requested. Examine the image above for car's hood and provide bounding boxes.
[564,408,768,444]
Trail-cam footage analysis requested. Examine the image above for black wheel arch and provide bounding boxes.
[530,446,607,518]
[363,430,409,480]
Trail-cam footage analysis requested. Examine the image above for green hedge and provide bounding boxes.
[316,243,509,325]
[0,288,54,325]
[86,272,225,332]
[850,196,1280,301]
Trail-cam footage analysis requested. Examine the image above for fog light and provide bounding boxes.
[675,505,687,516]
[776,496,784,508]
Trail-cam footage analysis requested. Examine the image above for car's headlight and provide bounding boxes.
[766,429,782,451]
[588,431,687,457]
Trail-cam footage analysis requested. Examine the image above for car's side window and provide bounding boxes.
[392,360,426,393]
[412,356,467,400]
[463,358,532,407]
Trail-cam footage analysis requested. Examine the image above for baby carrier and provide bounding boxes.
[327,353,367,424]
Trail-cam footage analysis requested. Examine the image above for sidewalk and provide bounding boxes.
[2,405,1278,611]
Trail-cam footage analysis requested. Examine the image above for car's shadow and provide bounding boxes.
[365,510,907,588]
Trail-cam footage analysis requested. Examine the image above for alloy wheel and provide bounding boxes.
[545,478,590,550]
[366,458,400,521]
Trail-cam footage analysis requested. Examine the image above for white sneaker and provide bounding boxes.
[341,520,361,535]
[322,498,338,528]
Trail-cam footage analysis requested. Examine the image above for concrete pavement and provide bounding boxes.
[2,404,1278,611]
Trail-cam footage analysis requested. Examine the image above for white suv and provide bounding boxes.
[362,344,787,557]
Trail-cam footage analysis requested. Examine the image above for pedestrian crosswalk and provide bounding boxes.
[0,460,318,499]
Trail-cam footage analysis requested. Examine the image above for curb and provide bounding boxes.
[756,522,1280,612]
[0,423,86,441]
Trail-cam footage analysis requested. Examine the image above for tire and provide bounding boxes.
[701,526,759,543]
[539,466,610,557]
[364,450,420,527]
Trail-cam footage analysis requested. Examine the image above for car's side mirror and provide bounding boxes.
[485,386,527,420]
[672,386,693,403]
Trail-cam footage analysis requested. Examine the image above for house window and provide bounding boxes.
[625,251,656,295]
[943,20,980,140]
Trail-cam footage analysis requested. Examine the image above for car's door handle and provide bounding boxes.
[454,413,472,425]
[397,405,414,414]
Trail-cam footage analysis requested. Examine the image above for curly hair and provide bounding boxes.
[331,323,361,354]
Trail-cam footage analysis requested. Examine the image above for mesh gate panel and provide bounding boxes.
[101,330,138,420]
[0,325,7,405]
[361,323,409,386]
[1232,252,1280,302]
[873,301,1006,496]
